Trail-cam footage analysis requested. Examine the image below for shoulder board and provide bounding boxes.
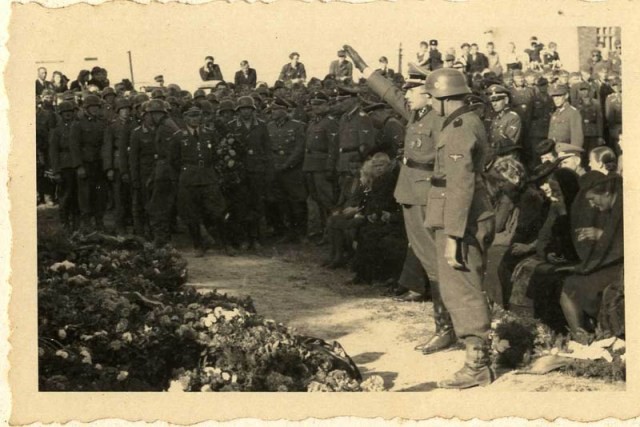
[291,119,303,124]
[568,106,578,111]
[453,118,463,128]
[507,111,519,117]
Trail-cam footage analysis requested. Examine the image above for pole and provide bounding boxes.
[128,51,135,87]
[398,43,403,76]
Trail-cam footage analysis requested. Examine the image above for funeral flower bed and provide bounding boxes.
[38,231,382,392]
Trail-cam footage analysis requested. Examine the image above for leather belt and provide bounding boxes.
[431,176,447,187]
[403,157,434,171]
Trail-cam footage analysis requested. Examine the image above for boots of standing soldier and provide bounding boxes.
[321,227,337,267]
[188,224,206,257]
[207,220,236,257]
[437,336,495,389]
[328,231,347,269]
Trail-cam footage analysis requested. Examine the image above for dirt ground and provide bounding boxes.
[37,206,624,392]
[182,235,624,392]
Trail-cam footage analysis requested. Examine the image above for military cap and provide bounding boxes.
[307,77,323,88]
[83,94,102,107]
[206,93,218,103]
[115,97,132,111]
[256,86,270,96]
[309,91,330,104]
[337,50,347,57]
[555,142,584,155]
[235,96,256,111]
[464,93,487,108]
[534,139,556,156]
[145,99,168,113]
[528,159,561,184]
[167,83,182,92]
[57,101,75,114]
[62,90,76,101]
[548,84,568,96]
[486,84,510,100]
[270,96,293,110]
[218,99,236,113]
[151,88,166,100]
[154,75,164,83]
[193,89,206,100]
[430,39,438,46]
[102,87,116,98]
[403,62,429,89]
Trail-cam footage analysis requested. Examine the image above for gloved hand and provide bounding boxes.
[343,45,368,73]
[76,166,87,179]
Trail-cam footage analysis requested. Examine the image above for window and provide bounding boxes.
[596,27,618,51]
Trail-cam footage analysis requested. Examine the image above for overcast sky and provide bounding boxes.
[17,2,587,92]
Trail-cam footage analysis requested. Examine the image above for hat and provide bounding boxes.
[57,101,75,114]
[495,141,522,157]
[154,75,164,83]
[235,95,256,111]
[528,159,561,184]
[193,89,206,100]
[548,84,568,96]
[115,98,132,111]
[218,99,235,113]
[151,88,165,100]
[486,84,510,100]
[271,96,293,110]
[102,87,116,98]
[537,77,549,87]
[555,142,584,155]
[289,51,300,59]
[535,139,556,156]
[273,80,286,90]
[183,105,203,117]
[429,39,438,46]
[403,62,429,89]
[337,50,347,57]
[309,91,329,104]
[464,94,487,108]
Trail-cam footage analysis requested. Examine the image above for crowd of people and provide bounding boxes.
[35,36,624,389]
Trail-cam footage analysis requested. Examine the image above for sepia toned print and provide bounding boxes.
[6,0,640,424]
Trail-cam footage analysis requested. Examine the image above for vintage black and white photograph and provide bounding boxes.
[5,0,638,423]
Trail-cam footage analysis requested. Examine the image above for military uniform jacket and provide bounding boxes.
[529,90,555,138]
[336,106,376,173]
[49,120,75,173]
[230,117,273,174]
[367,70,442,206]
[577,99,603,137]
[171,126,220,187]
[548,103,584,147]
[605,93,622,126]
[509,86,534,127]
[489,108,522,148]
[302,115,339,172]
[267,118,306,170]
[425,106,494,239]
[102,117,135,172]
[69,114,107,167]
[128,124,158,188]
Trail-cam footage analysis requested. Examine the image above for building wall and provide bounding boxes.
[578,26,621,71]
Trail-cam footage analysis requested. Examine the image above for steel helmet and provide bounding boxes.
[235,96,256,111]
[115,98,132,112]
[102,87,116,98]
[193,89,206,100]
[218,99,236,113]
[58,101,75,114]
[83,94,102,107]
[133,93,150,107]
[196,100,213,114]
[424,68,471,99]
[151,88,166,100]
[145,99,168,113]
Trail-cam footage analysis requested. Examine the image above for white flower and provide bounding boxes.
[200,384,212,392]
[222,372,231,381]
[80,348,92,365]
[122,332,133,343]
[117,371,129,381]
[95,364,103,370]
[55,350,69,359]
[58,329,67,340]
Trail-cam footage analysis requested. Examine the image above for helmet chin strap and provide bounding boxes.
[437,99,446,117]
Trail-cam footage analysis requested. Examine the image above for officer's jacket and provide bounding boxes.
[49,120,75,173]
[302,115,339,172]
[425,106,494,239]
[577,99,603,137]
[171,125,220,187]
[69,114,107,167]
[509,86,534,126]
[267,118,306,171]
[548,103,584,147]
[367,70,443,206]
[529,90,555,138]
[336,105,375,173]
[489,108,522,148]
[230,116,273,173]
[102,117,135,172]
[128,124,157,188]
[605,93,622,126]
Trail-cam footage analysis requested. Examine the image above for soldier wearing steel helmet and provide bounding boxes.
[103,97,135,234]
[49,100,79,230]
[343,45,456,354]
[423,67,496,389]
[101,87,118,123]
[69,93,109,231]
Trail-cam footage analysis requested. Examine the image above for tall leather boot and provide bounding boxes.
[437,336,494,389]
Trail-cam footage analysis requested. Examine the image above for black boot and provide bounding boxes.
[437,336,494,389]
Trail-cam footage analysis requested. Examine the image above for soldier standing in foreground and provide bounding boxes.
[343,45,456,355]
[423,68,496,389]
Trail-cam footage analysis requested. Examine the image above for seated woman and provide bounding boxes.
[558,173,624,340]
[349,153,404,284]
[507,160,580,330]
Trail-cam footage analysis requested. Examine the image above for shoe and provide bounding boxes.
[394,291,425,302]
[437,364,495,389]
[414,329,456,354]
